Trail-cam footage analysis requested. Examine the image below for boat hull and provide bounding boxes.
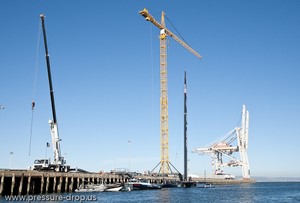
[104,186,123,192]
[132,183,161,190]
[75,184,106,192]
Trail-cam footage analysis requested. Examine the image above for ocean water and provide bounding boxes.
[93,182,300,203]
[1,182,300,202]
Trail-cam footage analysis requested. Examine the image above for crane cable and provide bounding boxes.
[150,23,154,137]
[29,21,42,156]
[165,14,185,163]
[165,14,189,46]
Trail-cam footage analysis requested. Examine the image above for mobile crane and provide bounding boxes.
[32,14,70,172]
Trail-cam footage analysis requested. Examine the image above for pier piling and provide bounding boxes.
[0,173,4,195]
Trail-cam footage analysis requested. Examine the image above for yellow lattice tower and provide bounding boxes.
[159,11,169,173]
[139,8,202,174]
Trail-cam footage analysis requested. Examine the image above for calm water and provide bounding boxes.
[1,182,300,202]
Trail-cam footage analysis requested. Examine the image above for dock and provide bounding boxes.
[0,170,125,196]
[0,170,178,196]
[0,170,256,196]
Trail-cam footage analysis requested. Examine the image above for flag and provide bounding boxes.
[31,101,35,110]
[47,142,50,147]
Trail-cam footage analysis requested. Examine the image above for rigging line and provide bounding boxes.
[29,106,34,156]
[150,23,155,139]
[29,20,42,156]
[33,21,42,99]
[164,15,189,46]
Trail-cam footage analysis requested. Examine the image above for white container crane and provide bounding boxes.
[192,105,250,179]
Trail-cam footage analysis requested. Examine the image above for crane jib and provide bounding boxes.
[139,8,202,59]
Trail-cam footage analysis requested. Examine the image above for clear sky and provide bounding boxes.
[0,1,299,178]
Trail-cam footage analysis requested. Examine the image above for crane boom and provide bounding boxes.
[139,8,201,174]
[40,15,58,124]
[40,14,61,164]
[139,8,202,59]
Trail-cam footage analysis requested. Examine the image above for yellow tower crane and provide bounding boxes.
[139,8,202,174]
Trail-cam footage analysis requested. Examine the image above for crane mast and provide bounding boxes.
[139,8,201,174]
[159,11,169,174]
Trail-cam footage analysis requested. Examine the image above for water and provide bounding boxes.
[1,182,300,202]
[93,182,300,203]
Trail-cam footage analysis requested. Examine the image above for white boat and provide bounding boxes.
[197,183,214,188]
[124,179,161,190]
[104,186,123,192]
[75,184,107,192]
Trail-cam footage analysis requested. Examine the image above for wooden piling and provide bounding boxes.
[46,175,50,193]
[40,174,44,194]
[32,180,35,194]
[69,176,73,192]
[0,173,4,195]
[53,176,56,193]
[65,176,68,192]
[57,176,62,193]
[27,175,31,195]
[10,173,15,195]
[18,173,24,195]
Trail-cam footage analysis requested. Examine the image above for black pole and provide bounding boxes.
[184,71,188,181]
[40,14,57,124]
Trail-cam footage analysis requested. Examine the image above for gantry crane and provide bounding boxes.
[139,8,202,174]
[192,105,251,179]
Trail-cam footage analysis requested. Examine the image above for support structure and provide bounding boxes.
[193,105,251,179]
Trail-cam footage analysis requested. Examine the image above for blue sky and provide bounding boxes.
[0,1,299,178]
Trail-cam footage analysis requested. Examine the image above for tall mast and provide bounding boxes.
[183,71,188,181]
[40,14,57,123]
